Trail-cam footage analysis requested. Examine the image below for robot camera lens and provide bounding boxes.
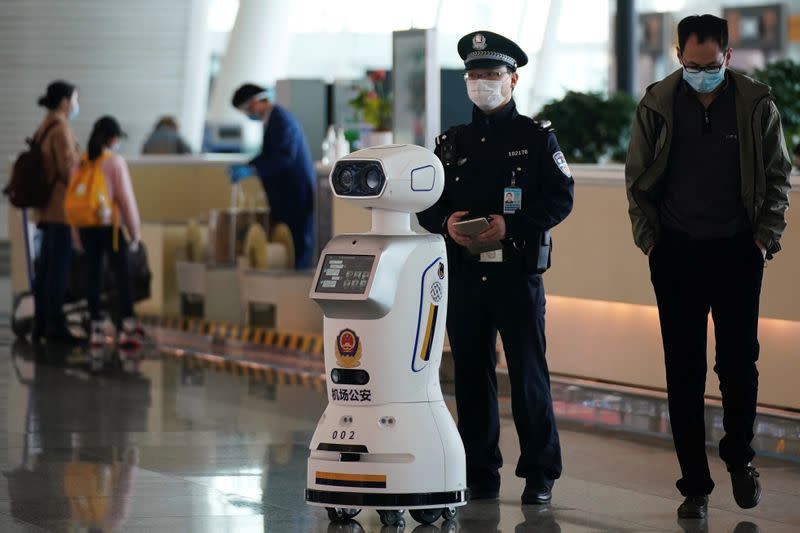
[365,168,382,192]
[331,369,341,383]
[335,167,355,194]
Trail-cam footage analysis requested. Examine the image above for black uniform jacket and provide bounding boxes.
[418,99,575,271]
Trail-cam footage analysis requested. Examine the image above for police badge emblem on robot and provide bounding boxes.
[335,328,363,368]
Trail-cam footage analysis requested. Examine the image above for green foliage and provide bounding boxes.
[535,91,638,163]
[750,60,800,148]
[349,70,392,131]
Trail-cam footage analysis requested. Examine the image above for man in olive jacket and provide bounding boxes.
[625,15,791,520]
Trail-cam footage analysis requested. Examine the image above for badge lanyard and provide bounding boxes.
[503,171,522,214]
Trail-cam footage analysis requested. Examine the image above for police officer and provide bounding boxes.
[230,83,315,269]
[417,31,574,505]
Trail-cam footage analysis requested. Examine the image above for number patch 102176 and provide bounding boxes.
[331,430,356,440]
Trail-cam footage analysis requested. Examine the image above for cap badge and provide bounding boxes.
[472,33,487,51]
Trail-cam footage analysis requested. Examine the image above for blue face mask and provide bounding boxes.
[682,66,726,93]
[69,102,79,120]
[247,112,262,121]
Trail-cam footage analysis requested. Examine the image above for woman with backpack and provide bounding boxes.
[32,80,82,344]
[69,116,145,349]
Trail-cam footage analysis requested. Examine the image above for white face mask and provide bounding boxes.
[467,79,507,112]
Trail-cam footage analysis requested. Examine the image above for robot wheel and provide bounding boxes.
[442,506,458,521]
[326,507,361,521]
[410,507,455,525]
[378,509,406,527]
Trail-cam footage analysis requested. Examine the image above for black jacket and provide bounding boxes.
[418,99,574,270]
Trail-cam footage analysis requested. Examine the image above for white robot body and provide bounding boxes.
[306,146,467,525]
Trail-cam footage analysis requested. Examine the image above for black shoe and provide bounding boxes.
[45,329,84,346]
[468,485,499,500]
[521,482,552,505]
[728,463,762,509]
[732,521,761,533]
[31,319,46,344]
[677,495,708,519]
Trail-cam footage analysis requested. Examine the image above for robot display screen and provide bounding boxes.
[315,254,376,294]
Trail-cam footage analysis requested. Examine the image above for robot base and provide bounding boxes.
[306,463,466,526]
[306,490,465,527]
[305,488,467,509]
[306,402,466,525]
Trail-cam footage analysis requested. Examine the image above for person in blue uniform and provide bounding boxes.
[230,83,315,269]
[417,31,574,506]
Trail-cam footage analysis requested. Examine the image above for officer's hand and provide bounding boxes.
[447,211,472,247]
[478,215,506,242]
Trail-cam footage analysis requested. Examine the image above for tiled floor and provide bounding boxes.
[0,333,798,532]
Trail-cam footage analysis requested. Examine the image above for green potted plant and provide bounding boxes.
[535,91,638,164]
[750,59,800,151]
[350,70,393,146]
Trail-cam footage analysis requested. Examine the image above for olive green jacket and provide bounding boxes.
[625,68,792,256]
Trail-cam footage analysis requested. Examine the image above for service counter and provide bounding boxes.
[330,165,800,410]
[7,155,799,410]
[547,166,800,411]
[126,155,262,222]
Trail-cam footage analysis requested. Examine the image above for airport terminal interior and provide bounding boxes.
[1,0,800,531]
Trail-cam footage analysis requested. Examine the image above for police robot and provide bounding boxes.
[305,145,467,527]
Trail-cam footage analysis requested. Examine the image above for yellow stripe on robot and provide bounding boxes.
[421,304,436,361]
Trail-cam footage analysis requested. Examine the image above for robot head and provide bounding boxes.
[329,144,444,212]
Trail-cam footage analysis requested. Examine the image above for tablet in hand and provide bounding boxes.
[453,217,490,236]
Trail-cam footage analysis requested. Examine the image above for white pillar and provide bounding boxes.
[529,0,563,114]
[207,0,292,123]
[181,0,213,151]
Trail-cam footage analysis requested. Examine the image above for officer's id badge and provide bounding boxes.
[503,186,522,214]
[553,151,572,178]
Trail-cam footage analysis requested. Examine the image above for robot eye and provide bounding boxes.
[337,169,355,192]
[365,168,382,192]
[332,161,385,197]
[332,165,363,195]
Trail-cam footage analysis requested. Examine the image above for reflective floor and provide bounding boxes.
[0,331,799,532]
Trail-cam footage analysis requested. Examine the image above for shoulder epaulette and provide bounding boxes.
[532,119,555,133]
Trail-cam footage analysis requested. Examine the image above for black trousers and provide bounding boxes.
[650,229,764,497]
[447,261,562,489]
[79,226,133,321]
[33,223,72,334]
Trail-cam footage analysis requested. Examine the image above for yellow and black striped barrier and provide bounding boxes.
[140,315,324,356]
[159,348,327,393]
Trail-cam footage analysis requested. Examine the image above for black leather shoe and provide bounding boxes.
[31,324,44,344]
[732,521,761,533]
[677,495,708,519]
[45,329,84,346]
[728,463,761,509]
[468,485,499,500]
[521,482,552,505]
